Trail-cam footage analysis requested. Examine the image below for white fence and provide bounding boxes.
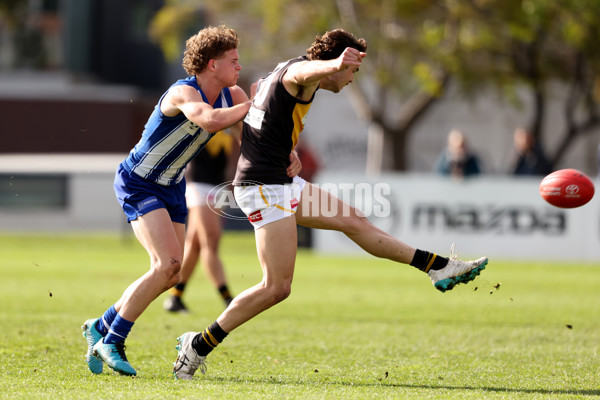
[0,154,126,233]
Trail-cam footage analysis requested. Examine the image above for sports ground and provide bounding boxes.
[1,232,598,399]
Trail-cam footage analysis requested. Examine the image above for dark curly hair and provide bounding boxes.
[306,29,367,61]
[182,25,239,76]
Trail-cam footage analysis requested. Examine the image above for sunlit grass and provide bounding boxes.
[1,232,599,399]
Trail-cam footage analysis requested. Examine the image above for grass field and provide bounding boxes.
[1,231,599,399]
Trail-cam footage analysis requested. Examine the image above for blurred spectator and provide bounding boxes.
[434,129,482,178]
[507,127,552,176]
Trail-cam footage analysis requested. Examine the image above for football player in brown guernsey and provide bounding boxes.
[173,28,488,379]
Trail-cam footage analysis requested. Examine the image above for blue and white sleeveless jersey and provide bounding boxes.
[122,76,233,186]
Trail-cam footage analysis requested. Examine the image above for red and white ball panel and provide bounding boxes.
[539,169,595,208]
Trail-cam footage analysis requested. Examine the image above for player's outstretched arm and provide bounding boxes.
[162,85,251,134]
[286,47,366,87]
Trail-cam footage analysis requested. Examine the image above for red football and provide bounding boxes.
[539,169,595,208]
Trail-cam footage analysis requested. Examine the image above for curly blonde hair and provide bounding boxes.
[182,25,239,76]
[306,29,367,61]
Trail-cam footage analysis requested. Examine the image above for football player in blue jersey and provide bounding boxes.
[80,24,302,377]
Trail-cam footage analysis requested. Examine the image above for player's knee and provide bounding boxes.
[273,286,291,304]
[154,257,182,287]
[267,281,292,305]
[168,257,182,285]
[169,270,183,288]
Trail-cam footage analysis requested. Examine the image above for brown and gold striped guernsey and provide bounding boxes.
[234,56,315,185]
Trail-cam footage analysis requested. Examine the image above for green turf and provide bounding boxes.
[0,231,599,399]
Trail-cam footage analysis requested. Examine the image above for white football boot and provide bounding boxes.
[173,332,207,380]
[428,244,488,292]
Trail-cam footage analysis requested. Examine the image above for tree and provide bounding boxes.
[449,0,600,170]
[148,0,207,63]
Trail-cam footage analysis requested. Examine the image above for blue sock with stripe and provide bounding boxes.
[104,313,134,344]
[95,305,117,336]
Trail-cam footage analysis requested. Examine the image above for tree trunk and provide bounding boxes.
[391,128,408,171]
[366,122,385,176]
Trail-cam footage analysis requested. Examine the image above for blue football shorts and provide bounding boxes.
[113,164,187,224]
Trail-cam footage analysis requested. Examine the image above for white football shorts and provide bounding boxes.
[234,176,306,229]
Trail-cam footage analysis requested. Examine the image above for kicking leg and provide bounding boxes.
[295,182,487,291]
[295,182,415,263]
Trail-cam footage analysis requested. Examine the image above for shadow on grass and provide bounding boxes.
[206,376,600,397]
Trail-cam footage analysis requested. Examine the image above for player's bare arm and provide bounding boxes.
[162,84,251,134]
[283,47,366,100]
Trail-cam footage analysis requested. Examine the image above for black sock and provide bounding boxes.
[174,282,186,292]
[410,249,449,272]
[170,282,186,297]
[218,285,233,303]
[192,321,228,357]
